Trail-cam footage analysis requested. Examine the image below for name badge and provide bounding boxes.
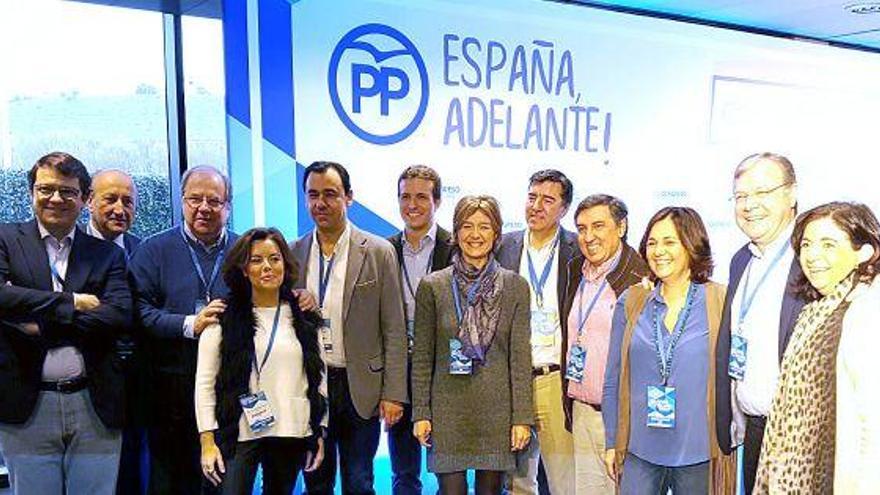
[729,334,748,381]
[565,345,587,382]
[239,391,275,433]
[320,320,333,353]
[646,385,676,429]
[530,309,558,347]
[449,339,472,375]
[406,320,415,354]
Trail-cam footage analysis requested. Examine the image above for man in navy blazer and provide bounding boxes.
[86,168,145,495]
[715,153,805,495]
[497,169,577,495]
[0,152,131,495]
[386,165,453,495]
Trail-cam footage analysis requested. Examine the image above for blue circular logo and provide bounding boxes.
[328,24,429,145]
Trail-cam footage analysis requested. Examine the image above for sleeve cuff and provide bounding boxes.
[183,315,197,339]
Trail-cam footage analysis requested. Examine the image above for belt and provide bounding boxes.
[40,377,88,394]
[532,364,561,377]
[585,402,602,412]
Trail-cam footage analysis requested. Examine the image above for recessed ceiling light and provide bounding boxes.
[845,2,880,14]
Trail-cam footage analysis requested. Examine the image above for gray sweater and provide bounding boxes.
[412,265,534,473]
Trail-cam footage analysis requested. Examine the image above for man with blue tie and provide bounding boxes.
[0,152,132,494]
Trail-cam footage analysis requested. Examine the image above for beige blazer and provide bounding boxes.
[291,225,408,419]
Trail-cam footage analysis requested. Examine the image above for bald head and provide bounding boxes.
[89,169,137,240]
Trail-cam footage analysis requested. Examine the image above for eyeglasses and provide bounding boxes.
[731,182,791,205]
[183,195,225,210]
[34,185,81,201]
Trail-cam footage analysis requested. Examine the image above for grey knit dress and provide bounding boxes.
[411,266,534,473]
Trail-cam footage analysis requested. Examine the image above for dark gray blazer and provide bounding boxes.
[291,224,408,419]
[715,243,805,454]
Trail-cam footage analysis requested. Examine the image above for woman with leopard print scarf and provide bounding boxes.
[754,202,880,494]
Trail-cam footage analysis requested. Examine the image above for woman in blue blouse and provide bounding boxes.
[602,207,734,494]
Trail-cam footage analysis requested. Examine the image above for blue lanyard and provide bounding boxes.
[400,247,434,301]
[451,273,483,327]
[254,304,282,384]
[575,278,607,336]
[736,241,790,330]
[318,253,336,308]
[652,283,696,385]
[180,227,225,302]
[526,234,559,308]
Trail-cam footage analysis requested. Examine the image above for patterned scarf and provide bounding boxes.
[452,252,503,366]
[787,273,855,360]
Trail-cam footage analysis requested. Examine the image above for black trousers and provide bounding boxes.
[743,414,767,495]
[304,367,380,495]
[221,437,308,495]
[148,372,215,495]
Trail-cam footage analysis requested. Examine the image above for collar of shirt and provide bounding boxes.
[312,221,352,258]
[402,223,437,255]
[748,222,795,259]
[525,227,560,257]
[582,244,623,283]
[183,222,227,252]
[37,220,76,248]
[87,220,126,251]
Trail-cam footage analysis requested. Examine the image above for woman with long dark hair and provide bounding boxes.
[195,227,327,494]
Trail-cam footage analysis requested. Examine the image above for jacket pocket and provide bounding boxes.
[368,353,384,372]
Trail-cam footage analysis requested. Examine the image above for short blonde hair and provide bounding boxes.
[452,195,503,252]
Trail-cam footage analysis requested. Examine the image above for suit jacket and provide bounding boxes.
[715,243,805,454]
[122,232,142,258]
[0,221,131,427]
[291,224,408,419]
[387,226,454,274]
[559,243,650,430]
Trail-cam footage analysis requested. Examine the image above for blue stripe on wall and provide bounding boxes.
[258,0,295,156]
[262,137,297,238]
[227,116,255,232]
[223,0,250,127]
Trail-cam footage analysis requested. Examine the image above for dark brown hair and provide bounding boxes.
[397,165,442,201]
[791,201,880,301]
[28,152,91,199]
[639,206,714,284]
[573,194,629,241]
[452,195,503,253]
[222,227,299,302]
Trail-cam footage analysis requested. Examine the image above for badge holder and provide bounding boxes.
[531,309,558,347]
[565,345,587,382]
[239,391,276,433]
[729,334,748,380]
[449,339,472,375]
[646,385,676,428]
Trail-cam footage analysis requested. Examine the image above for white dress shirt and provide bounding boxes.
[306,223,351,368]
[87,220,126,252]
[37,221,86,380]
[732,225,795,416]
[195,303,328,440]
[518,229,562,367]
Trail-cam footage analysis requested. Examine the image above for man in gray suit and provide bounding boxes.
[292,161,408,495]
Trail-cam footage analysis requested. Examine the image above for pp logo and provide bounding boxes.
[328,24,429,145]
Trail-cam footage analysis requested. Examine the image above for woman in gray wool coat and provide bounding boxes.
[411,195,534,495]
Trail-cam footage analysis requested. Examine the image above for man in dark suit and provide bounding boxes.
[87,168,146,495]
[129,165,236,495]
[292,161,408,494]
[386,165,453,495]
[715,152,805,494]
[497,169,577,495]
[0,152,131,494]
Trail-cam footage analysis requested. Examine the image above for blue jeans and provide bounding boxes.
[620,453,708,495]
[0,390,122,495]
[304,367,380,495]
